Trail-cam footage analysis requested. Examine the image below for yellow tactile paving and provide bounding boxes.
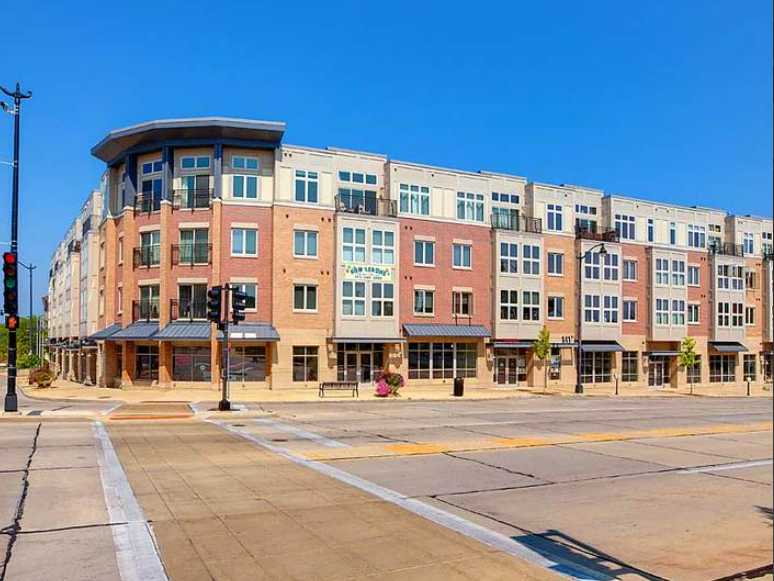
[303,421,773,461]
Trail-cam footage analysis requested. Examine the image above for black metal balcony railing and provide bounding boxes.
[171,243,212,266]
[134,192,162,213]
[575,225,620,242]
[710,242,745,257]
[764,251,774,262]
[491,213,542,234]
[170,298,207,321]
[173,189,213,210]
[132,299,160,322]
[133,246,161,268]
[335,194,397,217]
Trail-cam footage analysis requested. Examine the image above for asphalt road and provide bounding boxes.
[225,396,773,580]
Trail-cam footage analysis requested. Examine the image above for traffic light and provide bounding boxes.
[232,289,247,324]
[207,286,222,324]
[5,315,17,330]
[3,252,18,326]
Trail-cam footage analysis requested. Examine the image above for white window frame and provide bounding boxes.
[745,306,755,326]
[232,174,259,199]
[399,183,430,216]
[499,243,518,274]
[231,228,258,257]
[371,283,395,317]
[584,294,600,323]
[687,303,700,324]
[293,230,318,258]
[546,204,563,232]
[615,214,636,240]
[452,243,472,269]
[342,280,366,317]
[671,260,686,286]
[522,291,540,321]
[622,259,637,281]
[232,156,259,170]
[414,289,434,316]
[655,258,669,285]
[671,299,686,325]
[603,253,619,281]
[180,156,210,170]
[456,192,485,222]
[294,170,319,204]
[342,228,366,263]
[547,296,564,320]
[499,290,519,320]
[603,295,619,323]
[232,282,257,312]
[372,230,395,265]
[688,265,700,286]
[293,284,318,312]
[414,240,435,266]
[655,298,669,326]
[584,253,601,280]
[522,244,540,275]
[623,299,637,322]
[547,252,564,275]
[688,224,706,248]
[743,232,754,254]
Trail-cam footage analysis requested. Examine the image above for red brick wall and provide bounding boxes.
[687,250,711,337]
[622,243,648,336]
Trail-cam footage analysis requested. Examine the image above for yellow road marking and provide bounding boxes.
[303,421,772,461]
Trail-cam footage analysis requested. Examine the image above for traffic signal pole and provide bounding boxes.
[219,284,231,411]
[1,83,31,413]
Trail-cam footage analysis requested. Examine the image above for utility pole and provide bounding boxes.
[1,83,32,412]
[18,261,35,356]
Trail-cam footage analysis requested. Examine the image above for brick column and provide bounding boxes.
[121,342,135,386]
[159,342,173,387]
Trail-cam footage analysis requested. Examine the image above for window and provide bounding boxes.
[622,352,638,382]
[139,231,160,266]
[500,290,519,320]
[522,291,540,321]
[743,232,754,254]
[116,287,123,313]
[744,270,756,289]
[581,352,611,383]
[452,291,473,316]
[763,231,773,255]
[603,253,619,281]
[669,222,677,245]
[232,283,257,310]
[688,265,700,286]
[623,260,637,281]
[493,192,520,205]
[414,289,434,315]
[142,159,163,174]
[229,346,266,382]
[500,243,518,274]
[294,170,319,203]
[671,300,685,325]
[139,178,162,213]
[232,173,259,199]
[339,171,377,185]
[117,239,123,265]
[745,306,755,326]
[371,283,394,317]
[342,228,366,263]
[547,204,563,231]
[181,156,210,169]
[717,302,730,327]
[687,356,701,384]
[688,224,706,248]
[764,352,773,382]
[584,295,600,323]
[743,354,756,381]
[139,284,160,320]
[547,253,564,275]
[292,347,318,382]
[179,228,209,264]
[731,266,744,290]
[372,230,395,265]
[603,296,619,323]
[523,245,540,275]
[456,192,485,222]
[414,240,435,266]
[717,265,729,289]
[584,252,601,280]
[400,184,430,216]
[453,244,472,268]
[623,300,637,322]
[135,345,159,381]
[655,298,669,325]
[293,230,318,258]
[342,281,366,316]
[671,260,685,286]
[173,346,211,382]
[710,355,735,383]
[178,283,207,320]
[688,304,700,324]
[655,258,669,285]
[732,302,744,327]
[647,219,654,242]
[232,156,259,170]
[232,228,258,257]
[408,343,477,379]
[293,285,317,312]
[615,214,636,240]
[547,296,564,319]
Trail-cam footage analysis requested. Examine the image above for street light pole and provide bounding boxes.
[575,242,608,394]
[1,83,32,413]
[18,261,35,356]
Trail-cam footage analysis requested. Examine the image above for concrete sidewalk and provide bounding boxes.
[108,420,559,580]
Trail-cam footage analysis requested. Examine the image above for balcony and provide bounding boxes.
[133,246,161,268]
[171,243,212,266]
[170,298,207,321]
[491,213,542,234]
[710,242,744,257]
[134,192,162,213]
[132,299,159,322]
[173,189,213,210]
[335,194,397,217]
[575,225,619,242]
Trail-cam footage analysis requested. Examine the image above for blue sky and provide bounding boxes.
[0,0,771,314]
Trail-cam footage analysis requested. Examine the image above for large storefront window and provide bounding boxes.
[710,355,736,383]
[229,346,266,382]
[173,346,211,382]
[135,345,159,381]
[764,352,773,382]
[293,347,318,382]
[337,343,384,382]
[581,352,611,383]
[408,343,477,379]
[622,352,638,382]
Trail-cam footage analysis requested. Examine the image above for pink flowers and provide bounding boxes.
[374,371,405,397]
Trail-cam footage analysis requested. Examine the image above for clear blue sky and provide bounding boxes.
[0,0,771,315]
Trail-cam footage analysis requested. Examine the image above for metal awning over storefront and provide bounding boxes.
[217,323,280,342]
[88,324,122,341]
[330,337,406,344]
[646,351,679,357]
[580,341,625,353]
[403,324,490,338]
[109,322,159,340]
[156,322,211,341]
[709,341,747,353]
[493,341,534,349]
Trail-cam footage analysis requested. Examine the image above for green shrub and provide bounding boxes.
[29,366,54,388]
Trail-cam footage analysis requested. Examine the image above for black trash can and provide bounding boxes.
[453,377,464,397]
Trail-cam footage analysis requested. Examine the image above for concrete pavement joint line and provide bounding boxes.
[210,419,611,581]
[679,459,773,474]
[0,422,40,581]
[252,418,350,448]
[12,521,130,535]
[92,421,168,581]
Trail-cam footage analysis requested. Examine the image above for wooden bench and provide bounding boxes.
[319,381,359,398]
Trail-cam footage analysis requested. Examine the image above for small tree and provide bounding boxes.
[533,326,551,391]
[678,336,698,395]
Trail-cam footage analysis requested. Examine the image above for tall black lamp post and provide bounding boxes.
[575,242,608,394]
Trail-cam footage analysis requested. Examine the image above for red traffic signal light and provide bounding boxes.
[3,252,17,317]
[3,252,16,265]
[5,315,18,330]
